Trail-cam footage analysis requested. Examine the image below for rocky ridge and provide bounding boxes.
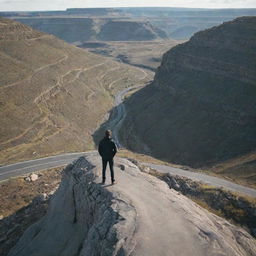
[7,155,256,256]
[97,20,168,41]
[8,157,137,256]
[0,17,42,40]
[14,18,168,43]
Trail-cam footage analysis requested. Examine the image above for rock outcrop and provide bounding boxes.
[14,18,95,43]
[8,155,256,255]
[97,20,168,41]
[120,16,256,167]
[14,18,167,43]
[8,157,137,256]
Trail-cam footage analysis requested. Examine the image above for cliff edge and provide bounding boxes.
[8,155,256,256]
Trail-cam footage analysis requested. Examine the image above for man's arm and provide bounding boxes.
[112,141,117,157]
[98,141,102,156]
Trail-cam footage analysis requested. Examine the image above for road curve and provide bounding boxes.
[1,150,256,198]
[1,80,256,198]
[142,163,256,198]
[0,152,91,181]
[0,77,144,181]
[111,85,144,147]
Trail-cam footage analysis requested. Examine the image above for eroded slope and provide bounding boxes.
[120,17,256,167]
[0,17,152,164]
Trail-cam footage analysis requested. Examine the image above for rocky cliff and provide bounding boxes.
[7,155,256,255]
[14,18,167,43]
[120,16,256,167]
[97,20,168,41]
[15,18,95,43]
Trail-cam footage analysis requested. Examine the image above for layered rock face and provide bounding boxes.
[97,20,168,41]
[14,18,167,43]
[15,18,95,43]
[121,17,256,167]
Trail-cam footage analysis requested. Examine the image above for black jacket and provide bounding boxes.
[98,137,117,160]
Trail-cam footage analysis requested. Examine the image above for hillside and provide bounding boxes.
[0,17,152,165]
[120,17,256,168]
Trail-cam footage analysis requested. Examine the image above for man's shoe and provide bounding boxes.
[112,180,116,185]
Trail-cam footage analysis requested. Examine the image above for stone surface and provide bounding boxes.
[8,156,256,256]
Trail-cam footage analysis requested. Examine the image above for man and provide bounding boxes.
[98,130,117,185]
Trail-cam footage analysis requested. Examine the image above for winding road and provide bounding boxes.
[111,85,144,147]
[1,68,256,198]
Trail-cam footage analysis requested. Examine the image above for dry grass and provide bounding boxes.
[0,18,153,165]
[204,151,256,189]
[117,149,174,166]
[119,147,256,189]
[0,166,63,218]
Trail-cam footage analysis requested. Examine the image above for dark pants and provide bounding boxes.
[102,158,115,182]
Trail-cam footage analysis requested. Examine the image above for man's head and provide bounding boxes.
[105,130,112,138]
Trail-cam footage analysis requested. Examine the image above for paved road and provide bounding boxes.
[0,152,89,181]
[111,85,143,147]
[1,151,256,198]
[0,83,141,181]
[143,163,256,198]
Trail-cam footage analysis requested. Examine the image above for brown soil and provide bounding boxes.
[0,166,64,256]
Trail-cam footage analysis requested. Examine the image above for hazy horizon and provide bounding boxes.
[1,0,256,12]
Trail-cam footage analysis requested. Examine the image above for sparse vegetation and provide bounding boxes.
[0,17,152,165]
[0,166,63,217]
[0,166,63,256]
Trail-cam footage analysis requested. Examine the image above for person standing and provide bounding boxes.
[98,130,117,184]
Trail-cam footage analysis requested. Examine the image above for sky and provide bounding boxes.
[1,0,256,11]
